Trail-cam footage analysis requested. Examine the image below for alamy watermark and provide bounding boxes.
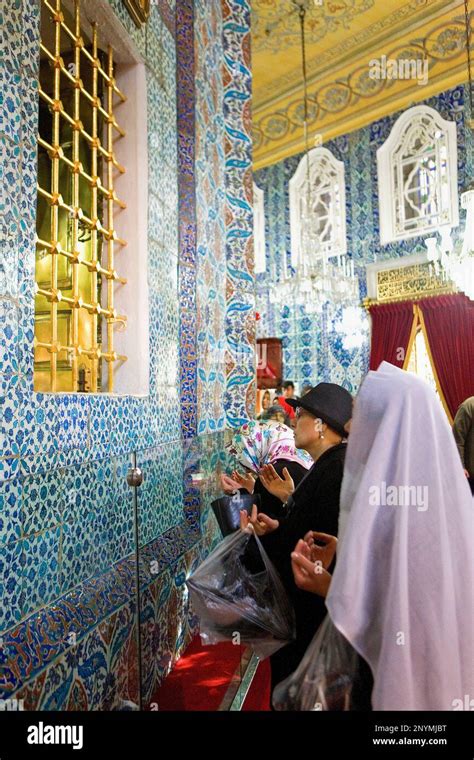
[369,55,429,87]
[27,722,83,750]
[369,481,429,511]
[0,698,24,711]
[451,694,474,710]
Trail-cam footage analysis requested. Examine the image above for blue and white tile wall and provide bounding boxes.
[0,0,253,709]
[222,0,256,427]
[194,0,227,435]
[255,84,473,395]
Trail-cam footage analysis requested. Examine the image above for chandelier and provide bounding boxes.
[270,0,359,314]
[424,199,474,300]
[424,0,474,300]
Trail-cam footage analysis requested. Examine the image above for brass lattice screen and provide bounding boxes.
[35,0,127,393]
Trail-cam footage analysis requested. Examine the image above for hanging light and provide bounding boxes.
[272,1,358,314]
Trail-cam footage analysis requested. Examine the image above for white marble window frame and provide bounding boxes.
[253,182,266,274]
[377,105,459,246]
[289,146,347,269]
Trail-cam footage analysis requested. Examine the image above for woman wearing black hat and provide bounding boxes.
[240,382,353,691]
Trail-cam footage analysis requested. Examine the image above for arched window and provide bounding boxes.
[289,147,346,268]
[253,182,266,274]
[377,105,459,244]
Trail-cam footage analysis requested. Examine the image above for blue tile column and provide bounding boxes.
[176,0,198,440]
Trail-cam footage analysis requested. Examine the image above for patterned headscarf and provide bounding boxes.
[226,420,312,474]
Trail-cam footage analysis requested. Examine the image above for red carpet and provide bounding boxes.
[242,658,271,711]
[153,635,271,711]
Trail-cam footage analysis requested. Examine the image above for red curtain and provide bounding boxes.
[418,294,474,418]
[257,338,282,389]
[369,301,416,370]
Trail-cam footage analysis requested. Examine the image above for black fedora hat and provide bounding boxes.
[287,383,353,436]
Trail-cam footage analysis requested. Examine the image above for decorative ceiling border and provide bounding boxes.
[253,10,471,169]
[253,0,375,58]
[254,0,457,108]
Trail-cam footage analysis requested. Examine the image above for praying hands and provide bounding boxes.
[239,503,279,537]
[230,469,256,494]
[291,531,338,597]
[220,470,256,495]
[258,463,295,503]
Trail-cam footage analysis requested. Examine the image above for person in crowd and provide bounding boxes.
[240,383,353,689]
[263,403,290,426]
[257,390,271,420]
[290,363,473,710]
[276,381,296,421]
[453,395,474,494]
[300,384,313,398]
[221,420,312,521]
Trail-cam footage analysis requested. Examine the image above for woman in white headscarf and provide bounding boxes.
[290,362,474,710]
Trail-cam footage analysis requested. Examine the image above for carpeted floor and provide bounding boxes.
[153,635,271,711]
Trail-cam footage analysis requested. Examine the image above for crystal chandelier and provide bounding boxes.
[424,200,474,300]
[423,0,474,300]
[271,0,359,314]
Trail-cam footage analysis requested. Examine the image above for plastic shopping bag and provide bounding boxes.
[186,528,295,659]
[272,616,359,710]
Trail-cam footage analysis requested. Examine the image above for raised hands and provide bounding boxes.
[259,464,295,504]
[220,470,256,494]
[220,473,241,494]
[290,532,338,597]
[302,531,338,570]
[239,504,279,537]
[231,469,256,494]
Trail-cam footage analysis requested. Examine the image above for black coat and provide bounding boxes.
[253,458,309,521]
[260,443,347,689]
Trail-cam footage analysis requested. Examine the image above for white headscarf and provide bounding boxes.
[326,362,474,711]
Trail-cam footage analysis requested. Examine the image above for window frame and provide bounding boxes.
[34,0,150,396]
[377,104,459,245]
[289,146,347,269]
[253,182,266,274]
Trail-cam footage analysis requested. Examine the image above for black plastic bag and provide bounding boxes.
[211,493,261,537]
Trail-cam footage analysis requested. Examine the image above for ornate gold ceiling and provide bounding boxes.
[252,0,471,169]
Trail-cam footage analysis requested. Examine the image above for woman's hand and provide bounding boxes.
[239,504,279,536]
[302,531,338,570]
[220,473,241,494]
[291,539,332,597]
[259,464,295,503]
[231,469,256,494]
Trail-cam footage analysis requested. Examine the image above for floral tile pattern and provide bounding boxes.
[22,526,61,617]
[0,0,255,710]
[222,0,256,427]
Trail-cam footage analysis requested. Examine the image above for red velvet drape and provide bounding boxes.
[418,294,474,418]
[368,301,416,370]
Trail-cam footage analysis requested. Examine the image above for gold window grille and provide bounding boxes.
[35,0,127,393]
